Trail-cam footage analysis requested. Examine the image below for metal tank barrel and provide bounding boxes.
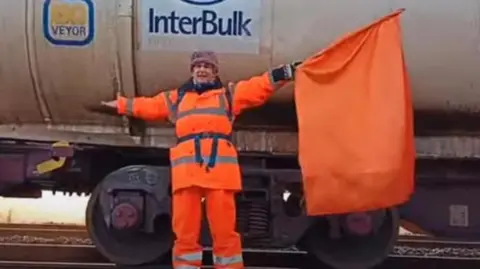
[0,0,479,139]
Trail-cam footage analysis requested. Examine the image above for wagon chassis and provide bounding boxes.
[1,119,480,268]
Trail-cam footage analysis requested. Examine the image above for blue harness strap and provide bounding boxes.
[177,132,232,170]
[173,87,234,171]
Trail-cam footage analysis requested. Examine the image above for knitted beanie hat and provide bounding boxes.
[190,50,219,72]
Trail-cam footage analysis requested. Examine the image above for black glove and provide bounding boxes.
[271,61,303,82]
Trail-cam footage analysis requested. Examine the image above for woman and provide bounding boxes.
[101,50,299,269]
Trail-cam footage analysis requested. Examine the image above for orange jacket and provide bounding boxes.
[117,71,288,192]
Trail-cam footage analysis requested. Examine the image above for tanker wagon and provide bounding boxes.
[1,0,480,268]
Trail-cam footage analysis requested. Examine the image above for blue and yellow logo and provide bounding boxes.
[42,0,95,46]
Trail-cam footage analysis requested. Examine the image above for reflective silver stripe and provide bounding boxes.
[228,82,237,97]
[163,91,176,123]
[125,98,134,116]
[226,83,236,122]
[171,90,232,122]
[175,265,200,269]
[177,107,226,120]
[174,251,203,262]
[171,156,238,167]
[213,254,243,266]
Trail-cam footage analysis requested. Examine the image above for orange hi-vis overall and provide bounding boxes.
[117,71,288,269]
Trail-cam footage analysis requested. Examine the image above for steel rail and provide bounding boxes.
[1,225,480,268]
[0,223,87,239]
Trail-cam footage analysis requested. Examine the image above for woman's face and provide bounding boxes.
[192,62,216,84]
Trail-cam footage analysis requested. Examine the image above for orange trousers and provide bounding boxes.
[172,187,244,269]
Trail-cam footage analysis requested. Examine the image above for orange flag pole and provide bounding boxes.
[294,9,415,216]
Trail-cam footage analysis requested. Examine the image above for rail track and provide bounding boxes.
[0,224,479,268]
[0,223,89,245]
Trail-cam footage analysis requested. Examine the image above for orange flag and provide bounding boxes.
[294,9,415,216]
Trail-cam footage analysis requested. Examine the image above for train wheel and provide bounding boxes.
[301,208,399,269]
[86,165,173,266]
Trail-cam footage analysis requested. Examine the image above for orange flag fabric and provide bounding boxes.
[294,9,415,216]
